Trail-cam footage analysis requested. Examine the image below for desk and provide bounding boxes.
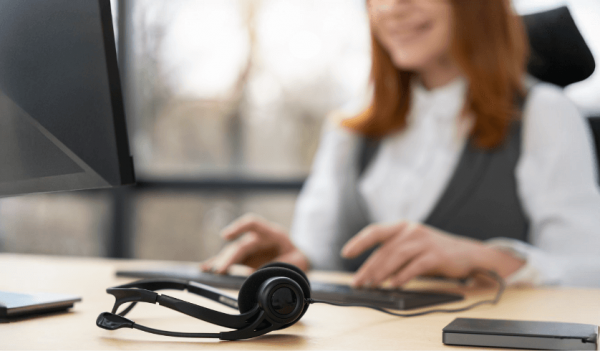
[1,254,600,350]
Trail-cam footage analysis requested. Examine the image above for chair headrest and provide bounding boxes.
[523,6,595,87]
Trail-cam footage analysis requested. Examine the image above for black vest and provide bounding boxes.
[339,102,530,272]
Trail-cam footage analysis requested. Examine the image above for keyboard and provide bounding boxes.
[116,266,463,310]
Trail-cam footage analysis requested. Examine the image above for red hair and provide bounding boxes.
[343,0,528,149]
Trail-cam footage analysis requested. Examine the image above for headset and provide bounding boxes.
[97,262,504,340]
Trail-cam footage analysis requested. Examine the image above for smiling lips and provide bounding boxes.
[387,20,434,44]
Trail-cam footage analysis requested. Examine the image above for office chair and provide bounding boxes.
[589,116,600,178]
[523,6,598,177]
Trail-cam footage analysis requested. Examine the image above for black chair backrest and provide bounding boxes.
[588,117,600,181]
[523,6,595,87]
[523,6,599,178]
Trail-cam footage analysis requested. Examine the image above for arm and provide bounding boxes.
[491,83,600,286]
[290,116,363,270]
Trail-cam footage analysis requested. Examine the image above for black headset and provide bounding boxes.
[97,262,504,340]
[97,262,312,340]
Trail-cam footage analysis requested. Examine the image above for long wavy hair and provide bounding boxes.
[342,0,529,149]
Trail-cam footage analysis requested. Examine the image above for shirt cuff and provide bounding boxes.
[484,238,545,286]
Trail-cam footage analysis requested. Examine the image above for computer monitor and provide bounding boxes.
[0,0,134,198]
[0,0,133,319]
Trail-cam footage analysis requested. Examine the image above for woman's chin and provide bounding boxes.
[390,53,428,72]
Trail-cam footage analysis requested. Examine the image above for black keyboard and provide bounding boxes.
[116,266,463,310]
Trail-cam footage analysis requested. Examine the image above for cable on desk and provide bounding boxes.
[307,269,505,317]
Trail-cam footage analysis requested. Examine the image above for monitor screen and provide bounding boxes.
[0,0,134,198]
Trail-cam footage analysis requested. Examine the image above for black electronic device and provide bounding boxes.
[116,266,464,310]
[0,0,134,317]
[443,318,598,350]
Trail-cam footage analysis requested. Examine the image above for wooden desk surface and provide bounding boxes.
[1,254,600,350]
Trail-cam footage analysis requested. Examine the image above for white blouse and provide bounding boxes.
[290,77,600,287]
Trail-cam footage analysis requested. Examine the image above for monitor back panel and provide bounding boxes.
[0,0,134,197]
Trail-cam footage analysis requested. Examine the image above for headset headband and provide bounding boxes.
[96,278,277,340]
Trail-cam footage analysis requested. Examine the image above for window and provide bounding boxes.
[2,0,598,262]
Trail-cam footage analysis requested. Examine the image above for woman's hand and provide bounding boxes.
[200,214,309,274]
[341,221,525,288]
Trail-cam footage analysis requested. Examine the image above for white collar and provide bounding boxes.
[409,76,468,123]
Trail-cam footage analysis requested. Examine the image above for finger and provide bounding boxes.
[220,214,261,240]
[199,257,217,272]
[213,233,261,274]
[351,223,423,287]
[389,253,438,288]
[351,248,386,288]
[220,214,280,241]
[351,233,424,288]
[367,240,426,287]
[341,221,410,259]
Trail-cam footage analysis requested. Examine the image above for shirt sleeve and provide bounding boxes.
[290,117,361,270]
[489,83,600,287]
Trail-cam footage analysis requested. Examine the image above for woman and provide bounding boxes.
[202,0,600,287]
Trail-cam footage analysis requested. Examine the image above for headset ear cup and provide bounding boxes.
[258,262,309,287]
[238,267,310,330]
